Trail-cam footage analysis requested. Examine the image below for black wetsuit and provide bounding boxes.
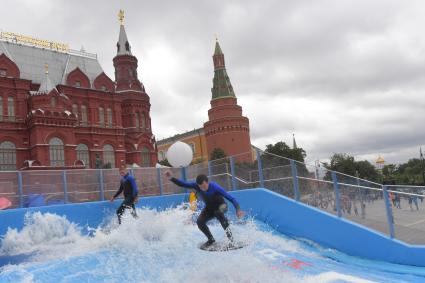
[170,177,240,242]
[113,173,139,224]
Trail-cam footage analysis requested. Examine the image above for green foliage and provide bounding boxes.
[323,153,379,182]
[159,159,171,167]
[191,157,205,165]
[324,153,356,176]
[210,148,227,161]
[324,153,425,185]
[383,158,425,185]
[263,141,308,177]
[355,160,380,182]
[265,141,306,163]
[382,164,396,178]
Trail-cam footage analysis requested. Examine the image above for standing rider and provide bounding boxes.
[111,165,139,224]
[166,171,244,248]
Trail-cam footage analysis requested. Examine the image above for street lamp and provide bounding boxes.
[420,147,425,185]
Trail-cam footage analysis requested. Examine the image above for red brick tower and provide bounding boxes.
[113,11,157,166]
[204,39,251,161]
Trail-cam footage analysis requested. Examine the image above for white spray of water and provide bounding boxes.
[0,207,387,283]
[0,212,83,256]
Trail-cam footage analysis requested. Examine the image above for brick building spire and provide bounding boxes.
[113,10,156,167]
[204,39,252,161]
[113,10,143,92]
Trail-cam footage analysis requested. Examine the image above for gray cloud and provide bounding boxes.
[1,0,424,164]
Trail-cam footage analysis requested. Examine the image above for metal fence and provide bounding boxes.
[1,150,425,245]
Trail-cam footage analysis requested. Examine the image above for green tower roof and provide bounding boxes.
[214,40,223,55]
[211,40,236,100]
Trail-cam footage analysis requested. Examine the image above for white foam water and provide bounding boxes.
[0,207,417,283]
[1,212,84,256]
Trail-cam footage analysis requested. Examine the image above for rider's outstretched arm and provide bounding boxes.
[170,177,199,190]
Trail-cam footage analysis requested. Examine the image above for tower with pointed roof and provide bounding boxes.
[113,10,143,92]
[204,39,252,161]
[113,10,156,167]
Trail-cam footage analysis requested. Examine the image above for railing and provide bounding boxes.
[0,150,424,245]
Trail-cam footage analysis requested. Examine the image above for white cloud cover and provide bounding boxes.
[1,0,424,164]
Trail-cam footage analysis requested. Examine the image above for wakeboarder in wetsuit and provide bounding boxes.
[166,172,244,249]
[110,166,139,224]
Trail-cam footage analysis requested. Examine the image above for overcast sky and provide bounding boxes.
[1,0,424,164]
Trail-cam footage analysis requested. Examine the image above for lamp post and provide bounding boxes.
[420,147,425,185]
[315,159,320,190]
[314,160,320,180]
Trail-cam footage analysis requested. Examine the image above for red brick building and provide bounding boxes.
[0,19,157,170]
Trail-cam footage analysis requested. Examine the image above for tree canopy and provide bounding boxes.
[383,158,424,185]
[265,141,306,163]
[323,153,380,183]
[210,148,227,161]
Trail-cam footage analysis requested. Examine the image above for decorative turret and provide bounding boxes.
[116,10,132,56]
[113,10,156,167]
[113,10,143,92]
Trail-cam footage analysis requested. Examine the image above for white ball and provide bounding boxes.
[167,141,193,167]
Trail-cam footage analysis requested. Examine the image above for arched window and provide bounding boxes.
[0,141,16,171]
[0,69,6,77]
[8,97,14,121]
[106,108,112,128]
[51,97,57,107]
[141,113,146,129]
[99,107,104,127]
[49,137,65,166]
[0,97,3,121]
[81,105,87,126]
[141,146,151,167]
[76,143,89,167]
[72,104,78,115]
[103,144,115,168]
[135,113,140,129]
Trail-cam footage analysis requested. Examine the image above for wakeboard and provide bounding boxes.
[199,241,246,252]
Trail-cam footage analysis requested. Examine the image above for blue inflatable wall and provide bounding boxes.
[231,189,425,267]
[1,188,424,267]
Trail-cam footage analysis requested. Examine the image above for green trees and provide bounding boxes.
[355,160,380,182]
[158,159,172,167]
[265,141,306,163]
[323,154,424,185]
[210,148,227,160]
[323,153,380,182]
[383,158,424,185]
